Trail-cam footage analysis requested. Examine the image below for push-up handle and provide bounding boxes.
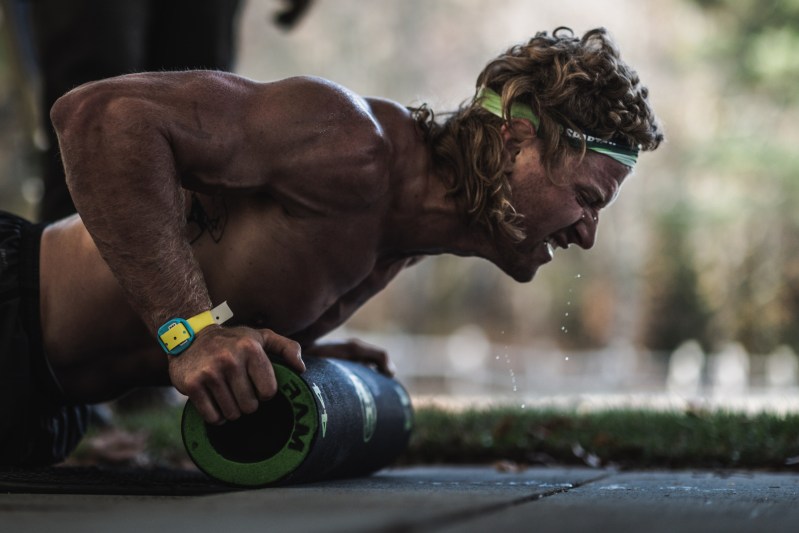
[182,356,414,487]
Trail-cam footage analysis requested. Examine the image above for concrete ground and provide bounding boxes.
[2,466,799,532]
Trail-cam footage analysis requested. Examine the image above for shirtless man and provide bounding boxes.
[0,27,663,465]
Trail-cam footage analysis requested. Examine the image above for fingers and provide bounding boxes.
[305,339,396,377]
[370,348,394,377]
[184,357,258,424]
[207,375,242,422]
[211,337,266,419]
[246,350,278,401]
[188,385,224,425]
[211,333,280,417]
[385,358,397,377]
[228,362,262,414]
[260,329,305,373]
[171,327,305,425]
[348,339,395,377]
[190,361,270,424]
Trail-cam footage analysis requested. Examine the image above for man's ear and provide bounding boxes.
[500,118,536,165]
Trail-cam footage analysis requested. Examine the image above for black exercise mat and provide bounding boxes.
[0,466,241,495]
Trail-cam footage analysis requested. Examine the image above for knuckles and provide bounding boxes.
[183,379,205,398]
[241,398,260,415]
[205,414,224,425]
[257,380,278,401]
[223,410,241,422]
[234,335,263,355]
[215,351,241,373]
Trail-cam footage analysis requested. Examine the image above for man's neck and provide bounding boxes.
[381,166,497,262]
[371,103,501,264]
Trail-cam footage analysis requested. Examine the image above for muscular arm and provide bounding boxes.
[50,71,389,422]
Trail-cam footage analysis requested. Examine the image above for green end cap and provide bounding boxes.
[182,364,319,486]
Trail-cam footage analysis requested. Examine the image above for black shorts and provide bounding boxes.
[0,211,89,466]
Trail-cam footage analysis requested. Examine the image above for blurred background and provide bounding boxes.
[1,0,798,409]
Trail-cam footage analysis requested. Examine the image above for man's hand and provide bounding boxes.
[168,326,305,425]
[304,338,396,377]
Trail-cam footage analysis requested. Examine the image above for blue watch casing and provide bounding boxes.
[156,301,234,356]
[157,318,196,355]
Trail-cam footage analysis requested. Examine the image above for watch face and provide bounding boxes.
[166,321,191,346]
[158,319,194,354]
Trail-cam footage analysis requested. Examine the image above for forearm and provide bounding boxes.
[53,89,212,333]
[81,186,212,331]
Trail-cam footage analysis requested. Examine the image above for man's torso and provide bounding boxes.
[39,96,425,402]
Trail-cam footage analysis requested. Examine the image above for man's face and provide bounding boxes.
[497,141,630,282]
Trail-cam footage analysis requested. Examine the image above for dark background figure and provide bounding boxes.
[29,0,242,221]
[4,0,314,221]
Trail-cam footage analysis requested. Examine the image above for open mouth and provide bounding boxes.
[544,235,570,258]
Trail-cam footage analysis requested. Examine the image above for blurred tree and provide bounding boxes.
[635,0,799,356]
[689,0,799,102]
[772,153,799,352]
[640,202,712,352]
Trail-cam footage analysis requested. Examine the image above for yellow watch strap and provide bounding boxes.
[186,311,215,334]
[187,301,234,335]
[159,301,234,352]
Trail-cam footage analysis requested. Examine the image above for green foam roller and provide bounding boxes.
[181,356,414,487]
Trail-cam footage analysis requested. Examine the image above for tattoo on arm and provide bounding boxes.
[187,193,228,244]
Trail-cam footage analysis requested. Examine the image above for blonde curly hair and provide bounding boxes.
[412,27,664,241]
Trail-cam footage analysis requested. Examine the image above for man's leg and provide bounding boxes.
[0,211,89,465]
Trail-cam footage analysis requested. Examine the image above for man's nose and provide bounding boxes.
[575,212,598,249]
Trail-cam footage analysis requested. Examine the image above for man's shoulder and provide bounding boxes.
[269,76,378,120]
[255,76,392,154]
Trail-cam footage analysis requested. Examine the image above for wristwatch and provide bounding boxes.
[157,301,234,355]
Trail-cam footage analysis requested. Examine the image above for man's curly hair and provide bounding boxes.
[412,27,664,242]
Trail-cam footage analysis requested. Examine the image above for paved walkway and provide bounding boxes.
[3,466,799,532]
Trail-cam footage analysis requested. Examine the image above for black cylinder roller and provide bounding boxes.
[181,356,414,487]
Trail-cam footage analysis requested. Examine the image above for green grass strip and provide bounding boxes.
[69,404,799,470]
[401,406,799,470]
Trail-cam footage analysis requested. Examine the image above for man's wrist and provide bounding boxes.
[157,301,234,355]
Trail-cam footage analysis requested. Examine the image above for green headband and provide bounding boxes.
[477,87,639,168]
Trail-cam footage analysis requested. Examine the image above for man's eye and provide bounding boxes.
[580,194,601,208]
